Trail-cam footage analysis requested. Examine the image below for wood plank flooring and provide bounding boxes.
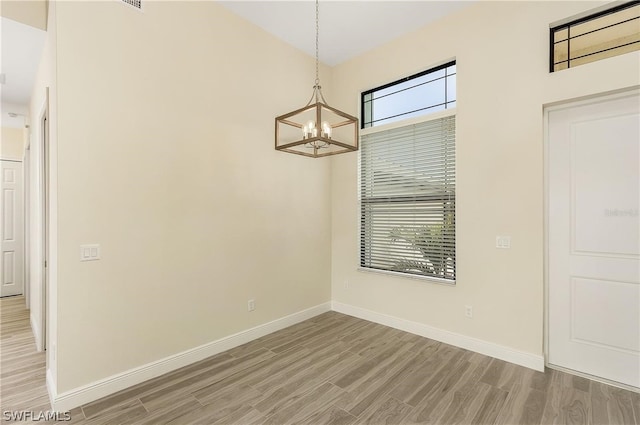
[0,295,50,422]
[1,295,639,424]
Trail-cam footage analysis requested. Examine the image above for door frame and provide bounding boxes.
[29,90,50,353]
[40,91,50,352]
[543,86,640,391]
[25,142,31,309]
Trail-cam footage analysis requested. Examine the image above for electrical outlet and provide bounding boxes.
[465,305,473,318]
[248,299,255,312]
[344,280,349,289]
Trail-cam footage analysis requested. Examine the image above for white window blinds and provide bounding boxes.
[359,115,456,282]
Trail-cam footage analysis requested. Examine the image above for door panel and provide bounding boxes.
[571,277,639,353]
[3,251,15,285]
[1,160,24,297]
[572,114,639,256]
[3,188,15,239]
[548,91,640,389]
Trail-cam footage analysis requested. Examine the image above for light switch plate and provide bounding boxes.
[80,244,101,261]
[496,236,511,249]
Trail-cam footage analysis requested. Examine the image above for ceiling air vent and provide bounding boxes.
[121,0,142,10]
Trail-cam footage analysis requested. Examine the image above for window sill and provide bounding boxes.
[357,267,456,286]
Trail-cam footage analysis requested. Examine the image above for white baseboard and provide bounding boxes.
[30,313,43,352]
[49,300,543,412]
[331,301,544,372]
[51,302,331,411]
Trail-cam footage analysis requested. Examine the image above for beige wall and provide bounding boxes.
[0,127,26,160]
[54,1,332,393]
[330,1,640,357]
[0,0,47,30]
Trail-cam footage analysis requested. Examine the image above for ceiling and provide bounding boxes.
[1,17,46,107]
[218,1,472,66]
[0,1,471,121]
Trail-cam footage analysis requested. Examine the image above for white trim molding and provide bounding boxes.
[46,368,57,410]
[30,313,43,352]
[50,302,331,411]
[332,301,544,372]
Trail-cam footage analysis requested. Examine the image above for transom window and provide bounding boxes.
[361,61,456,129]
[550,1,640,72]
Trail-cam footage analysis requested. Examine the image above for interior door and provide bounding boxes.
[1,160,25,297]
[548,90,640,389]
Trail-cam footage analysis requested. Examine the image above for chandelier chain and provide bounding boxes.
[306,0,327,106]
[315,0,319,86]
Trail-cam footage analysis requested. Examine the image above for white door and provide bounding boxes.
[1,160,25,297]
[548,91,640,389]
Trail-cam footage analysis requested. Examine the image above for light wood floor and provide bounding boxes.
[1,296,639,424]
[0,295,51,421]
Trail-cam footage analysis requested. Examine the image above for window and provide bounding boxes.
[121,0,142,9]
[550,1,640,72]
[362,61,456,129]
[359,115,456,282]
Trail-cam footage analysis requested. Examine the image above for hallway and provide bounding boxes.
[0,295,50,417]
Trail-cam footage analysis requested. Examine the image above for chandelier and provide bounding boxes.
[275,0,359,158]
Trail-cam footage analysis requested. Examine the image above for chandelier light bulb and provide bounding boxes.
[322,121,332,139]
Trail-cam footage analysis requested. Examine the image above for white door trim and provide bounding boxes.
[40,93,49,352]
[24,147,31,309]
[543,87,640,392]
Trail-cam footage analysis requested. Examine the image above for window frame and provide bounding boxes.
[357,108,457,285]
[360,60,456,129]
[549,1,640,72]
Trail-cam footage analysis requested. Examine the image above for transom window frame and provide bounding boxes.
[357,107,457,285]
[361,60,457,129]
[549,1,640,72]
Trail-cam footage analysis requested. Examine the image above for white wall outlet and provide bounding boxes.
[465,305,473,318]
[80,244,101,261]
[496,236,511,249]
[344,279,349,289]
[248,299,255,312]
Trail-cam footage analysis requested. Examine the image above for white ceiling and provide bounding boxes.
[1,17,46,107]
[218,1,472,66]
